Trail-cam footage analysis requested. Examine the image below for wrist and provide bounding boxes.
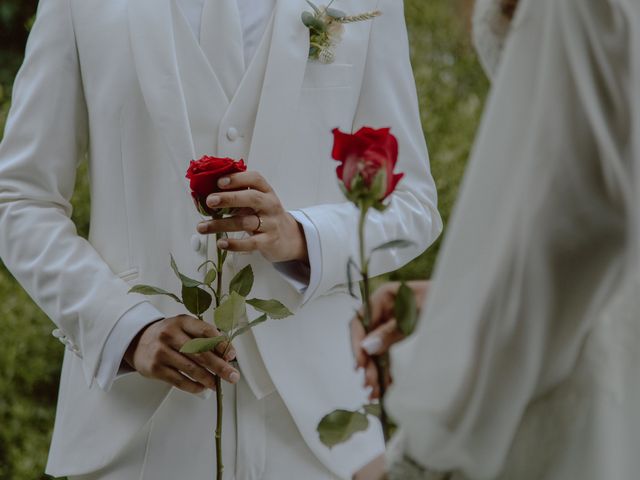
[123,319,161,370]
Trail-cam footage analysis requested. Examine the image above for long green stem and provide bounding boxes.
[358,208,391,443]
[213,232,226,480]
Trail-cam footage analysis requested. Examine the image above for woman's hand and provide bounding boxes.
[351,281,432,399]
[196,171,308,264]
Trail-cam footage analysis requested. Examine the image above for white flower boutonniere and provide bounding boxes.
[301,0,381,64]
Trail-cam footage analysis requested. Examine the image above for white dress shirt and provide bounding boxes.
[96,0,322,390]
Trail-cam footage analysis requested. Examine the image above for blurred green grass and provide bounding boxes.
[0,1,488,478]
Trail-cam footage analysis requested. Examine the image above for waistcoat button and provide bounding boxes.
[226,127,240,141]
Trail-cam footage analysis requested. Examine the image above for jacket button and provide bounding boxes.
[191,234,203,253]
[226,127,239,142]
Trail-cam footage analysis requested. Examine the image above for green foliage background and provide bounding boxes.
[0,1,488,478]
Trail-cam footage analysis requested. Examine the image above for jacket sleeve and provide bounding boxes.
[0,0,150,386]
[299,0,443,302]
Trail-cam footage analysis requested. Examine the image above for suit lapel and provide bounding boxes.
[171,1,231,158]
[247,0,310,184]
[127,0,197,194]
[128,0,310,196]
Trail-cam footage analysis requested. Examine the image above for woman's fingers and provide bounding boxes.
[363,360,380,400]
[217,171,273,193]
[361,319,405,356]
[350,317,368,369]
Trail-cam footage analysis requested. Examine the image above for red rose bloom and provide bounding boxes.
[331,127,403,204]
[186,156,247,214]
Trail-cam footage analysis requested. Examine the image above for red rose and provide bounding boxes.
[331,127,403,205]
[186,156,247,214]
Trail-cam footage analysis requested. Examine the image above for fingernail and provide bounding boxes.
[217,239,229,249]
[197,223,207,233]
[218,177,231,188]
[361,336,383,355]
[207,195,221,207]
[229,371,240,384]
[225,350,237,361]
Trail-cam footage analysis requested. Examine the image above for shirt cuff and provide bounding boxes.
[95,301,165,391]
[273,211,322,303]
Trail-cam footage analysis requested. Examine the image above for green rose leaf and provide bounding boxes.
[370,169,387,202]
[215,291,246,333]
[395,282,418,336]
[170,254,203,288]
[347,257,360,299]
[180,335,227,354]
[326,7,347,19]
[301,11,326,32]
[197,259,216,273]
[229,265,254,297]
[204,268,217,286]
[363,404,382,418]
[182,285,213,316]
[372,239,416,253]
[128,285,182,304]
[246,298,293,319]
[317,409,369,448]
[230,314,268,340]
[305,0,321,15]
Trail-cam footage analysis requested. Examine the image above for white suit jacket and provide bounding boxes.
[0,0,442,477]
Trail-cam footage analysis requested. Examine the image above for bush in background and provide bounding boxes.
[0,1,488,478]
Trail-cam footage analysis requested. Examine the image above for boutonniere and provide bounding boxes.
[301,0,381,64]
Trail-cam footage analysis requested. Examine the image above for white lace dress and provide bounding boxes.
[387,0,640,478]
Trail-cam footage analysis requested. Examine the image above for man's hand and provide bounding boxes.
[351,281,431,399]
[124,315,239,395]
[196,171,308,264]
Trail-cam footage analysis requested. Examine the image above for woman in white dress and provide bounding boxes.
[353,0,640,478]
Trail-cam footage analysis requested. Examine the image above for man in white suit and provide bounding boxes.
[0,0,441,478]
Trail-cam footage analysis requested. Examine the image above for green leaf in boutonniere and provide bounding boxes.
[317,409,369,448]
[302,1,382,64]
[246,298,293,319]
[215,291,246,333]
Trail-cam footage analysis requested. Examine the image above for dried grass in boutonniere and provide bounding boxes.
[301,0,381,64]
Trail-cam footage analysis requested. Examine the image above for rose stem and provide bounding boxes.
[214,232,225,480]
[358,207,391,443]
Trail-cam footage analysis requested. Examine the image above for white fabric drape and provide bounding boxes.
[387,0,640,478]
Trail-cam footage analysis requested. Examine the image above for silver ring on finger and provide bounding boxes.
[253,213,263,234]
